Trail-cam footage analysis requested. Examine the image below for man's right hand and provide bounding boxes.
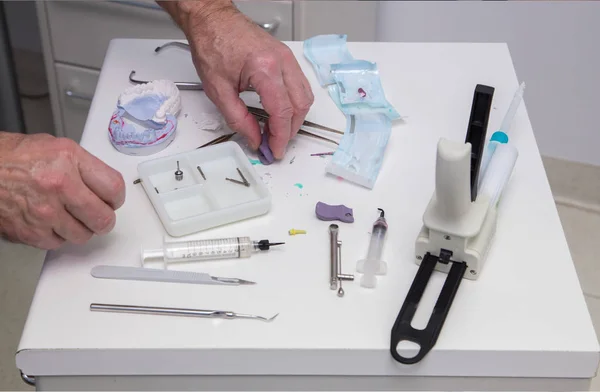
[0,132,125,250]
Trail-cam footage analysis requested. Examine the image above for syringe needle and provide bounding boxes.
[254,240,285,251]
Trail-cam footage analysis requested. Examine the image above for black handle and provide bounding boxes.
[465,84,495,202]
[390,253,467,364]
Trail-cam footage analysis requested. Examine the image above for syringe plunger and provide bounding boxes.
[356,209,388,288]
[142,236,284,267]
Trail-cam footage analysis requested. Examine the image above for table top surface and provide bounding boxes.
[16,39,599,378]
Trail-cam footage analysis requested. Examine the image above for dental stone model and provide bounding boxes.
[108,80,181,156]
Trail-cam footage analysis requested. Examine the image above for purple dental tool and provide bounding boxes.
[258,132,275,165]
[315,202,354,223]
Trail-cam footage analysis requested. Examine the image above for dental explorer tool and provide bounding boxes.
[356,208,388,288]
[91,265,256,286]
[90,303,278,322]
[142,236,285,266]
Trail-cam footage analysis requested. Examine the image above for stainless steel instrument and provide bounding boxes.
[90,303,278,322]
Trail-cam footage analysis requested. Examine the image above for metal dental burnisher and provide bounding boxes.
[90,303,279,322]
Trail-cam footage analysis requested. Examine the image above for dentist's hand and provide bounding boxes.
[159,1,314,159]
[0,132,126,250]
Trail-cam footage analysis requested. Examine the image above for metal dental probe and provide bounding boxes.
[90,303,278,322]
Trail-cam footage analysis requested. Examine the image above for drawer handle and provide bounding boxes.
[20,371,36,387]
[257,19,279,34]
[65,90,93,102]
[109,1,279,35]
[107,0,163,11]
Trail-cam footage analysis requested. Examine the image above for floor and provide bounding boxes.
[1,51,600,391]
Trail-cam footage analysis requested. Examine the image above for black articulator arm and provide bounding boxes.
[389,84,494,365]
[390,251,467,364]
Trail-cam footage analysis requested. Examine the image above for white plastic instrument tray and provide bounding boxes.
[137,142,271,236]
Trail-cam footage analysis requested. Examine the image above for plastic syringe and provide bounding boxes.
[478,142,518,212]
[142,236,284,266]
[356,208,388,288]
[478,82,525,189]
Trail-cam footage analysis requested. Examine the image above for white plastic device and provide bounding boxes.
[137,141,271,237]
[415,138,497,280]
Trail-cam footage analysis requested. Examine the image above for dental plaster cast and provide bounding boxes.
[108,80,181,156]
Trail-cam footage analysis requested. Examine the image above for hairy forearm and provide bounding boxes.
[157,0,238,37]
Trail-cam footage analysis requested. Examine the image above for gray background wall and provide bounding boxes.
[376,1,600,166]
[4,1,41,52]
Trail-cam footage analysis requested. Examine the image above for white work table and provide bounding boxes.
[16,39,599,391]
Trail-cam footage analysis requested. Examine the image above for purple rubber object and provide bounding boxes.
[315,202,354,223]
[258,132,274,165]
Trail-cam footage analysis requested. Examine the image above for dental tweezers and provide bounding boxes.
[246,106,344,135]
[90,303,279,322]
[248,106,341,145]
[197,128,338,150]
[197,133,236,149]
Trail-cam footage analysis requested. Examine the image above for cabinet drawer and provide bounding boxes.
[54,63,100,143]
[44,0,293,70]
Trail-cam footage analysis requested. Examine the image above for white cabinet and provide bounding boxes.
[36,0,293,142]
[54,63,100,143]
[36,0,379,143]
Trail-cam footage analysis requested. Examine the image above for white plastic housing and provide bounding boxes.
[415,138,497,280]
[137,142,271,237]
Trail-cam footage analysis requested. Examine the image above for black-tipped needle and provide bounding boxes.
[256,240,285,250]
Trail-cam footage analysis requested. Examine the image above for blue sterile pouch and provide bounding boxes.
[329,60,400,120]
[325,113,392,189]
[303,34,400,189]
[303,34,353,87]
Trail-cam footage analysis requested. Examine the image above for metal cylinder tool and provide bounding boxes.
[329,224,354,297]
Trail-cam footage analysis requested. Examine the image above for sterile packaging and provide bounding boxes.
[329,60,400,120]
[303,34,353,86]
[325,113,391,189]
